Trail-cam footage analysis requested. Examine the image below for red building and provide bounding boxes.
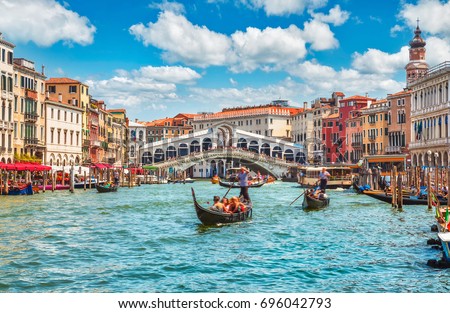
[322,112,341,163]
[337,95,376,162]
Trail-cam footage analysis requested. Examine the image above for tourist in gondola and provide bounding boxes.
[318,167,331,191]
[209,196,225,212]
[228,196,246,213]
[237,166,251,202]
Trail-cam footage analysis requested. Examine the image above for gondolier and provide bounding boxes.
[318,167,331,191]
[237,166,251,202]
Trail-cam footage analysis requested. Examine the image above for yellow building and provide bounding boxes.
[13,58,46,161]
[45,77,90,161]
[106,109,128,167]
[361,99,389,156]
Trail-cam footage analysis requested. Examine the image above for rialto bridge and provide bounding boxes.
[137,122,305,178]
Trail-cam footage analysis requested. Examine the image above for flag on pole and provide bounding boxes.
[445,206,449,232]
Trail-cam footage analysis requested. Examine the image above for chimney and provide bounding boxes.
[303,101,308,110]
[58,93,62,103]
[46,91,49,99]
[135,118,138,122]
[41,65,45,75]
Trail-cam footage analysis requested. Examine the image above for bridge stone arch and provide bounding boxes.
[154,149,164,163]
[284,149,294,161]
[272,146,282,158]
[261,143,270,156]
[190,140,200,153]
[142,152,152,164]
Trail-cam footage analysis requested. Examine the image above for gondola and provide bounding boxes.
[362,190,429,205]
[218,179,265,188]
[191,188,252,226]
[302,192,330,210]
[96,184,118,193]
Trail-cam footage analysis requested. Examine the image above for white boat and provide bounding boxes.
[298,166,352,189]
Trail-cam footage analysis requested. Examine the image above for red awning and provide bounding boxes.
[1,162,52,171]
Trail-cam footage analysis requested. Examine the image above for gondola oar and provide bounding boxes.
[222,179,236,199]
[289,189,306,206]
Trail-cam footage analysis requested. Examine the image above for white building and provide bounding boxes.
[192,101,302,141]
[291,105,313,164]
[128,120,147,166]
[45,95,83,166]
[0,33,15,163]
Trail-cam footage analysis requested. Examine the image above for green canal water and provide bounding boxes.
[0,181,448,292]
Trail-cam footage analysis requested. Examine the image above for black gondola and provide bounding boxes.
[302,192,330,210]
[362,190,429,205]
[96,184,118,193]
[218,179,265,188]
[191,188,252,226]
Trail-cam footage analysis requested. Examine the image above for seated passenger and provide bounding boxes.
[221,197,230,211]
[210,196,225,212]
[228,196,246,213]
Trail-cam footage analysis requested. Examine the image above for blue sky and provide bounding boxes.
[2,0,450,121]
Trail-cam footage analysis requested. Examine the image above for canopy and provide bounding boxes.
[142,165,159,170]
[2,162,52,171]
[91,163,113,169]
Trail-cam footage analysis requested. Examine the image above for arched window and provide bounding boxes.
[166,146,177,159]
[154,149,165,163]
[237,138,248,149]
[249,141,259,153]
[260,143,270,156]
[141,152,152,164]
[179,143,189,156]
[202,138,212,151]
[190,140,200,153]
[272,146,282,158]
[284,149,294,161]
[296,152,306,164]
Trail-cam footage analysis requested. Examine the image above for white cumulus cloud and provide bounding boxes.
[398,0,450,38]
[309,5,350,26]
[351,47,409,74]
[302,20,339,50]
[85,65,201,108]
[0,0,95,46]
[129,10,234,67]
[241,0,327,16]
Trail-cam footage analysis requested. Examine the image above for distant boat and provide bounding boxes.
[96,183,118,193]
[73,178,101,189]
[218,178,265,188]
[168,178,196,184]
[191,188,252,226]
[362,190,430,205]
[7,184,33,196]
[298,166,352,189]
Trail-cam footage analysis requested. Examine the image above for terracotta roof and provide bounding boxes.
[46,77,82,84]
[325,113,339,119]
[334,91,345,96]
[341,95,377,101]
[107,109,126,113]
[388,90,411,97]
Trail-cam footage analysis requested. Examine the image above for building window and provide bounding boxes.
[69,85,77,93]
[48,86,56,93]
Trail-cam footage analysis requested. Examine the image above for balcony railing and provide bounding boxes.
[24,112,39,122]
[24,137,42,147]
[385,146,402,154]
[0,90,12,100]
[0,121,13,130]
[0,147,5,153]
[25,89,38,100]
[7,147,12,153]
[83,139,90,147]
[351,142,362,148]
[368,135,376,141]
[91,140,101,147]
[409,138,449,149]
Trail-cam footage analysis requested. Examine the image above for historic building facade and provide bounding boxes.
[0,33,15,163]
[13,58,47,161]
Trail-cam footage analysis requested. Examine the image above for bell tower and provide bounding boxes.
[405,19,428,86]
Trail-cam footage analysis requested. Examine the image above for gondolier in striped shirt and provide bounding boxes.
[318,167,331,191]
[237,166,251,202]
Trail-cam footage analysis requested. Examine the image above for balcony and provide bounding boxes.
[24,137,43,147]
[7,147,12,153]
[351,142,362,148]
[385,146,402,154]
[0,147,5,153]
[83,139,90,147]
[0,90,12,100]
[368,135,376,141]
[409,138,449,150]
[25,89,38,100]
[24,112,39,123]
[91,140,101,147]
[0,120,13,131]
